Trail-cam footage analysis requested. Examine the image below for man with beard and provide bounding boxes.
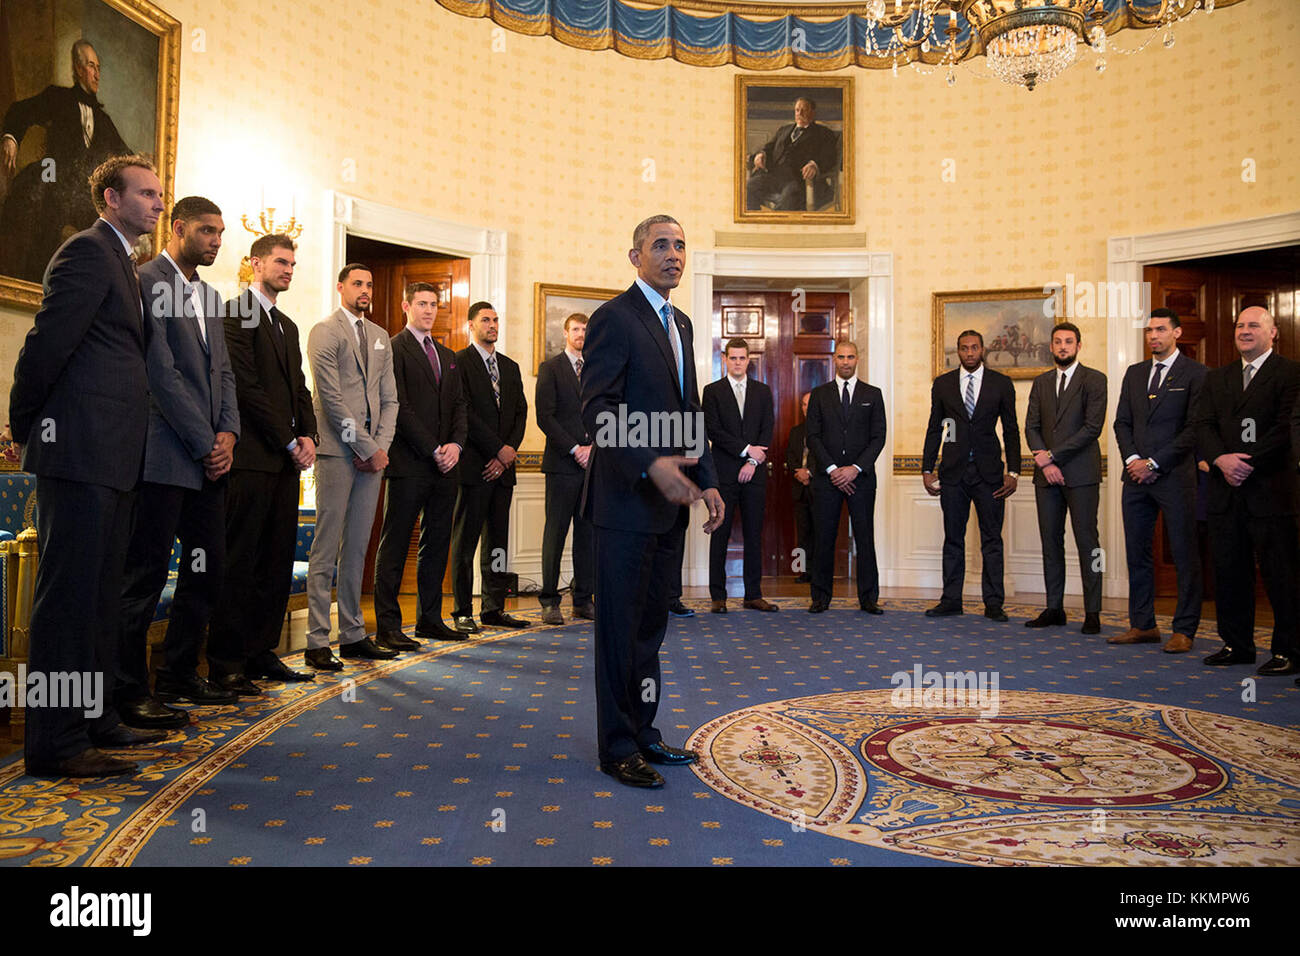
[1024,322,1107,634]
[1,40,132,282]
[921,330,1020,621]
[118,195,241,716]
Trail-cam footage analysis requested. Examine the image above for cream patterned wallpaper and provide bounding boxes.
[2,0,1296,455]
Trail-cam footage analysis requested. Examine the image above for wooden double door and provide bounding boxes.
[710,290,854,583]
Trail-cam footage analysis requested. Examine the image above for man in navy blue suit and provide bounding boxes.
[581,215,724,788]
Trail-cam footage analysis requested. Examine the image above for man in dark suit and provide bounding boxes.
[0,40,132,282]
[450,302,529,631]
[745,97,840,211]
[922,330,1021,621]
[373,282,468,644]
[536,313,595,625]
[702,338,777,613]
[1112,308,1207,654]
[8,155,164,776]
[1024,322,1108,634]
[582,214,723,788]
[118,196,241,719]
[785,391,814,583]
[207,234,318,693]
[805,340,887,614]
[1193,307,1300,676]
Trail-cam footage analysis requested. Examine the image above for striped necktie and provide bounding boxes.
[964,373,976,418]
[487,352,500,406]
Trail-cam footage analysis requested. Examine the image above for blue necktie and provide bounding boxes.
[661,302,682,396]
[964,373,976,418]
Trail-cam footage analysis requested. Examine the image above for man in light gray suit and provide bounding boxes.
[119,195,242,715]
[303,263,399,668]
[1024,322,1108,634]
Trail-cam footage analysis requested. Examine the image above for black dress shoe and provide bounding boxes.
[416,623,468,642]
[26,747,137,779]
[1081,612,1102,635]
[118,696,190,730]
[452,615,480,634]
[925,602,963,617]
[1203,646,1255,666]
[481,611,528,629]
[213,673,263,696]
[247,656,315,682]
[92,724,170,747]
[599,753,665,788]
[573,602,596,620]
[156,676,238,705]
[668,600,695,617]
[304,647,345,670]
[808,601,829,613]
[339,637,399,660]
[376,630,420,651]
[860,602,884,615]
[641,741,698,765]
[984,606,1009,622]
[1025,608,1067,628]
[1257,655,1300,676]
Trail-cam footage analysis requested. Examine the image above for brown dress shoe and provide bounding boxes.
[743,598,779,612]
[1107,627,1161,645]
[710,600,727,614]
[1163,633,1193,653]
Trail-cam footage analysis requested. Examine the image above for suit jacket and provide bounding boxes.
[1193,352,1300,516]
[387,327,468,479]
[222,290,317,474]
[2,85,128,173]
[537,351,589,476]
[804,378,887,481]
[1113,352,1208,485]
[9,219,147,491]
[307,308,398,460]
[753,122,839,184]
[786,422,811,503]
[702,376,774,486]
[922,366,1021,483]
[1025,364,1107,488]
[455,344,527,487]
[137,254,240,490]
[581,283,717,533]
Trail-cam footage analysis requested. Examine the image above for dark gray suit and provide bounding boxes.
[1025,363,1107,613]
[1113,352,1207,636]
[119,253,241,696]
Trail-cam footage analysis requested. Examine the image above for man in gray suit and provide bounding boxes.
[1024,322,1108,634]
[119,196,241,715]
[303,263,399,668]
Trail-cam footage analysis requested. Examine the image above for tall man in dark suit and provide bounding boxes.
[785,391,814,583]
[921,330,1021,621]
[8,155,164,776]
[1112,308,1207,654]
[1024,322,1108,634]
[451,302,529,631]
[1193,307,1300,676]
[805,340,887,614]
[702,338,777,613]
[208,235,318,693]
[0,40,132,282]
[745,97,840,211]
[536,313,595,625]
[582,214,724,788]
[373,283,467,644]
[118,196,241,717]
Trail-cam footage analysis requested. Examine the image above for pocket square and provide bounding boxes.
[374,341,385,350]
[1168,387,1184,391]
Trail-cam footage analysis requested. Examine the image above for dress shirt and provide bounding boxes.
[1124,350,1180,468]
[827,376,863,475]
[159,250,206,347]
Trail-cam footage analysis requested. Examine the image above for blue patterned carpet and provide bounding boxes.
[2,598,1297,867]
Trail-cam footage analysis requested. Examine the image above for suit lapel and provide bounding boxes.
[1054,368,1081,423]
[631,286,682,402]
[1235,352,1276,412]
[336,309,367,383]
[257,296,291,380]
[1146,356,1179,416]
[96,220,144,338]
[406,329,440,392]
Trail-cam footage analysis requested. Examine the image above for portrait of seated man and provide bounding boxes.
[745,95,841,212]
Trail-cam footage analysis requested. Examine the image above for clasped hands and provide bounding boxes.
[1032,448,1065,486]
[647,456,725,533]
[482,444,516,481]
[738,444,767,484]
[352,447,388,473]
[202,431,237,481]
[1214,452,1253,487]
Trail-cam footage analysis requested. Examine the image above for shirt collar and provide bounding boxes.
[635,277,670,316]
[728,373,747,387]
[472,340,495,363]
[99,217,135,258]
[1056,360,1079,376]
[1244,348,1273,370]
[1154,351,1179,369]
[962,364,984,381]
[564,347,582,365]
[342,306,365,326]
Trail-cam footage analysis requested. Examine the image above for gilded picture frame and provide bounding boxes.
[0,0,180,309]
[735,75,854,225]
[931,287,1063,380]
[533,282,622,375]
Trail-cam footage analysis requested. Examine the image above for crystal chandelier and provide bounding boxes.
[963,1,1097,91]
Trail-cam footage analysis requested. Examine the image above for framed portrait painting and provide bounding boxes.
[532,283,622,375]
[0,0,180,308]
[735,75,854,225]
[932,287,1062,380]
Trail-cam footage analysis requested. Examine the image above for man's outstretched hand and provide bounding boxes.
[701,487,725,534]
[648,455,704,506]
